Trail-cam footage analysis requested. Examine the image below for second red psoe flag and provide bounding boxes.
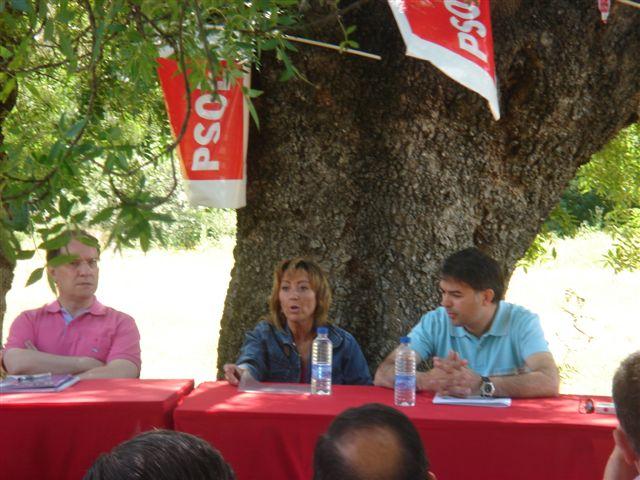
[388,0,500,120]
[157,57,248,208]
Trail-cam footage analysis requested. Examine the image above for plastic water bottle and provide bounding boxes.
[311,327,332,395]
[395,336,416,406]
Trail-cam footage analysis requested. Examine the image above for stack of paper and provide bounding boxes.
[433,393,512,407]
[0,373,80,393]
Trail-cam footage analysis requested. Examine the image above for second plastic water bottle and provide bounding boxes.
[394,336,416,406]
[311,327,332,395]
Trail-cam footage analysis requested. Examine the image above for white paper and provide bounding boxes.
[433,393,511,407]
[237,370,311,395]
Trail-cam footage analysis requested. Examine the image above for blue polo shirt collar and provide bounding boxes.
[450,301,508,338]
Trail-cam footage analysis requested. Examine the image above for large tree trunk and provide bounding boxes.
[217,1,640,374]
[0,28,18,341]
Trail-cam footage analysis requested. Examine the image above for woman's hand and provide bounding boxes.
[223,364,246,385]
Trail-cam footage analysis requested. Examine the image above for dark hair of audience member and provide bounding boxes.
[613,351,640,454]
[313,403,429,480]
[83,429,235,480]
[441,247,504,303]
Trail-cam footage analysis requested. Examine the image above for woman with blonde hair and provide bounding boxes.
[224,257,371,385]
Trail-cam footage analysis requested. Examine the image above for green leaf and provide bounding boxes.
[91,206,116,225]
[0,46,12,59]
[47,253,78,268]
[71,211,86,223]
[246,96,260,129]
[0,77,16,102]
[26,267,44,287]
[58,196,72,217]
[16,250,35,260]
[65,119,87,139]
[11,0,29,12]
[39,232,71,250]
[260,39,279,51]
[44,18,55,42]
[75,234,99,249]
[38,223,66,236]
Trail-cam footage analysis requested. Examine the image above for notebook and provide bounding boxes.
[0,373,80,393]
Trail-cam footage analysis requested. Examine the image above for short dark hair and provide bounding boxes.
[441,247,504,303]
[83,430,235,480]
[46,229,100,263]
[313,403,429,480]
[613,352,640,454]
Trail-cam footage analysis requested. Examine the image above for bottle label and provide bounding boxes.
[395,374,416,390]
[312,363,332,381]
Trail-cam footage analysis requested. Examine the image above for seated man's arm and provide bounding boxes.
[78,359,139,379]
[374,348,446,391]
[491,352,559,398]
[3,311,103,375]
[3,347,103,375]
[95,312,141,379]
[373,349,397,388]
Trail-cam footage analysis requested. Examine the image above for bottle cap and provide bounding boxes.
[400,336,411,344]
[317,327,328,335]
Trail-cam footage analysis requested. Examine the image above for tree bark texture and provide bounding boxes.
[0,30,18,341]
[217,1,640,374]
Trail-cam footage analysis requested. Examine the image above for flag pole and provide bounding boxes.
[617,0,640,8]
[284,35,382,61]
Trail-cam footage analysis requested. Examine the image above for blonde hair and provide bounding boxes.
[268,257,332,330]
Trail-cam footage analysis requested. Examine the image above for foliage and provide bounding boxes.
[523,123,640,271]
[0,0,304,268]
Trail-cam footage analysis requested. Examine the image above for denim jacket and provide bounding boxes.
[236,321,372,385]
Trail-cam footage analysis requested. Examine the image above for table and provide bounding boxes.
[0,378,194,480]
[174,382,617,480]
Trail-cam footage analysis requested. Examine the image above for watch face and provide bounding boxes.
[482,381,495,396]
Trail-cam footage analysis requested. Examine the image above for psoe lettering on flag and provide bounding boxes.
[388,0,501,120]
[156,52,249,208]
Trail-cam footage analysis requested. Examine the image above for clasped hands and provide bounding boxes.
[420,351,482,397]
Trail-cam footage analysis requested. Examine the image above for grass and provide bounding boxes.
[2,231,637,396]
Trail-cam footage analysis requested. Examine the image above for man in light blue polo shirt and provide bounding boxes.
[374,248,559,398]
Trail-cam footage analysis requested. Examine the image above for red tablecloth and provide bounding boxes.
[174,382,617,480]
[0,378,194,480]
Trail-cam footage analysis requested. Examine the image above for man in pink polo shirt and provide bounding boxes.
[2,230,140,379]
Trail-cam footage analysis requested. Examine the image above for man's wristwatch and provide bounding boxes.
[480,376,495,397]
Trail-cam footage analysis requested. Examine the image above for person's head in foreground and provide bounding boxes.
[269,256,332,330]
[313,403,436,480]
[604,351,640,479]
[83,430,235,480]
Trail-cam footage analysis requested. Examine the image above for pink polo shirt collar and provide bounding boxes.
[44,297,108,317]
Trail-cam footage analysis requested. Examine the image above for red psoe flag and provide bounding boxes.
[157,57,248,208]
[388,0,500,120]
[598,0,611,22]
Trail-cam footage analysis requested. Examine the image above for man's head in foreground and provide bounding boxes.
[83,429,235,480]
[313,403,436,480]
[609,351,640,476]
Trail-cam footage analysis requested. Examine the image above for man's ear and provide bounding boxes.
[427,471,437,480]
[614,427,639,466]
[482,288,495,305]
